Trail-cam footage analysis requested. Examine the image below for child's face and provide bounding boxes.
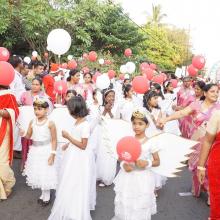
[148,96,159,108]
[105,91,115,105]
[65,93,75,102]
[34,106,48,119]
[132,118,148,135]
[127,88,134,98]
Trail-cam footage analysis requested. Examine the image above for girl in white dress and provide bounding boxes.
[112,110,160,220]
[162,81,181,135]
[143,90,167,193]
[48,96,92,220]
[22,97,57,206]
[96,89,120,187]
[120,84,137,122]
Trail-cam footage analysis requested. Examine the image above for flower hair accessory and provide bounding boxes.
[132,110,145,119]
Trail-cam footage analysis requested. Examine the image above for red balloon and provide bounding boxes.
[61,63,68,69]
[54,80,67,95]
[170,79,178,88]
[124,48,132,57]
[44,52,49,59]
[82,67,90,74]
[83,53,88,59]
[0,47,10,62]
[92,72,101,83]
[187,64,198,77]
[192,55,205,70]
[68,59,77,69]
[149,63,157,70]
[132,76,150,94]
[108,70,116,79]
[104,60,112,65]
[117,136,141,162]
[0,61,15,86]
[140,62,149,73]
[143,68,154,80]
[119,73,125,80]
[50,63,59,72]
[152,74,164,84]
[88,51,97,62]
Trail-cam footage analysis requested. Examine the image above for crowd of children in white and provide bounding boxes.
[4,56,218,220]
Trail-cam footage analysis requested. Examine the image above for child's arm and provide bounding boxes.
[21,120,33,139]
[136,152,160,169]
[62,130,88,150]
[48,121,57,166]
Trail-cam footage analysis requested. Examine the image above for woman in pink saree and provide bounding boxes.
[176,80,205,138]
[160,83,220,200]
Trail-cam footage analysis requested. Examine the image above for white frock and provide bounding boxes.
[48,120,92,220]
[23,119,57,190]
[144,108,167,189]
[112,139,157,220]
[160,93,181,135]
[96,105,120,186]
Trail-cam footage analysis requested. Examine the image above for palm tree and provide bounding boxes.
[147,4,167,26]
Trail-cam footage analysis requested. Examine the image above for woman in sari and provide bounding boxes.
[198,110,220,219]
[66,69,84,97]
[160,84,220,200]
[0,85,19,200]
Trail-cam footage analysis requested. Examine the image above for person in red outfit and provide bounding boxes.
[198,110,220,220]
[0,85,19,200]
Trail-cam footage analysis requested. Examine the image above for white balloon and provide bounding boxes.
[120,65,127,74]
[98,58,104,65]
[32,51,38,57]
[47,29,71,55]
[67,55,73,61]
[46,45,51,51]
[126,62,136,74]
[96,74,110,90]
[23,56,31,64]
[124,74,130,79]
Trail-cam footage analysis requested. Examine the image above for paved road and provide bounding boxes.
[0,159,209,220]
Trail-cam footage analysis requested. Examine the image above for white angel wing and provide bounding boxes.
[102,118,198,178]
[150,133,198,177]
[101,117,134,157]
[49,107,75,143]
[17,106,35,132]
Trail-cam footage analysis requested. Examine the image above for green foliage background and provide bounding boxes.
[0,0,192,72]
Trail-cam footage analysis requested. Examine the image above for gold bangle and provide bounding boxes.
[197,166,206,171]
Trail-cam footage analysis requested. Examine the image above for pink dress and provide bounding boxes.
[177,86,195,138]
[188,101,220,197]
[67,82,85,98]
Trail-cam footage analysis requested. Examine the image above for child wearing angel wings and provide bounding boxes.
[112,111,160,220]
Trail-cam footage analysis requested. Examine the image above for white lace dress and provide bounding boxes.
[23,119,57,190]
[112,139,157,220]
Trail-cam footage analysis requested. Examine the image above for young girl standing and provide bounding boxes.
[22,97,57,206]
[112,110,160,220]
[48,96,92,220]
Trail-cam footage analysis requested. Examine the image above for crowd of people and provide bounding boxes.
[0,54,220,220]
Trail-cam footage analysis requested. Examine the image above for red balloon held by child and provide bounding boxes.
[117,136,141,163]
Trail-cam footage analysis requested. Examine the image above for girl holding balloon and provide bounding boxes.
[112,110,160,220]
